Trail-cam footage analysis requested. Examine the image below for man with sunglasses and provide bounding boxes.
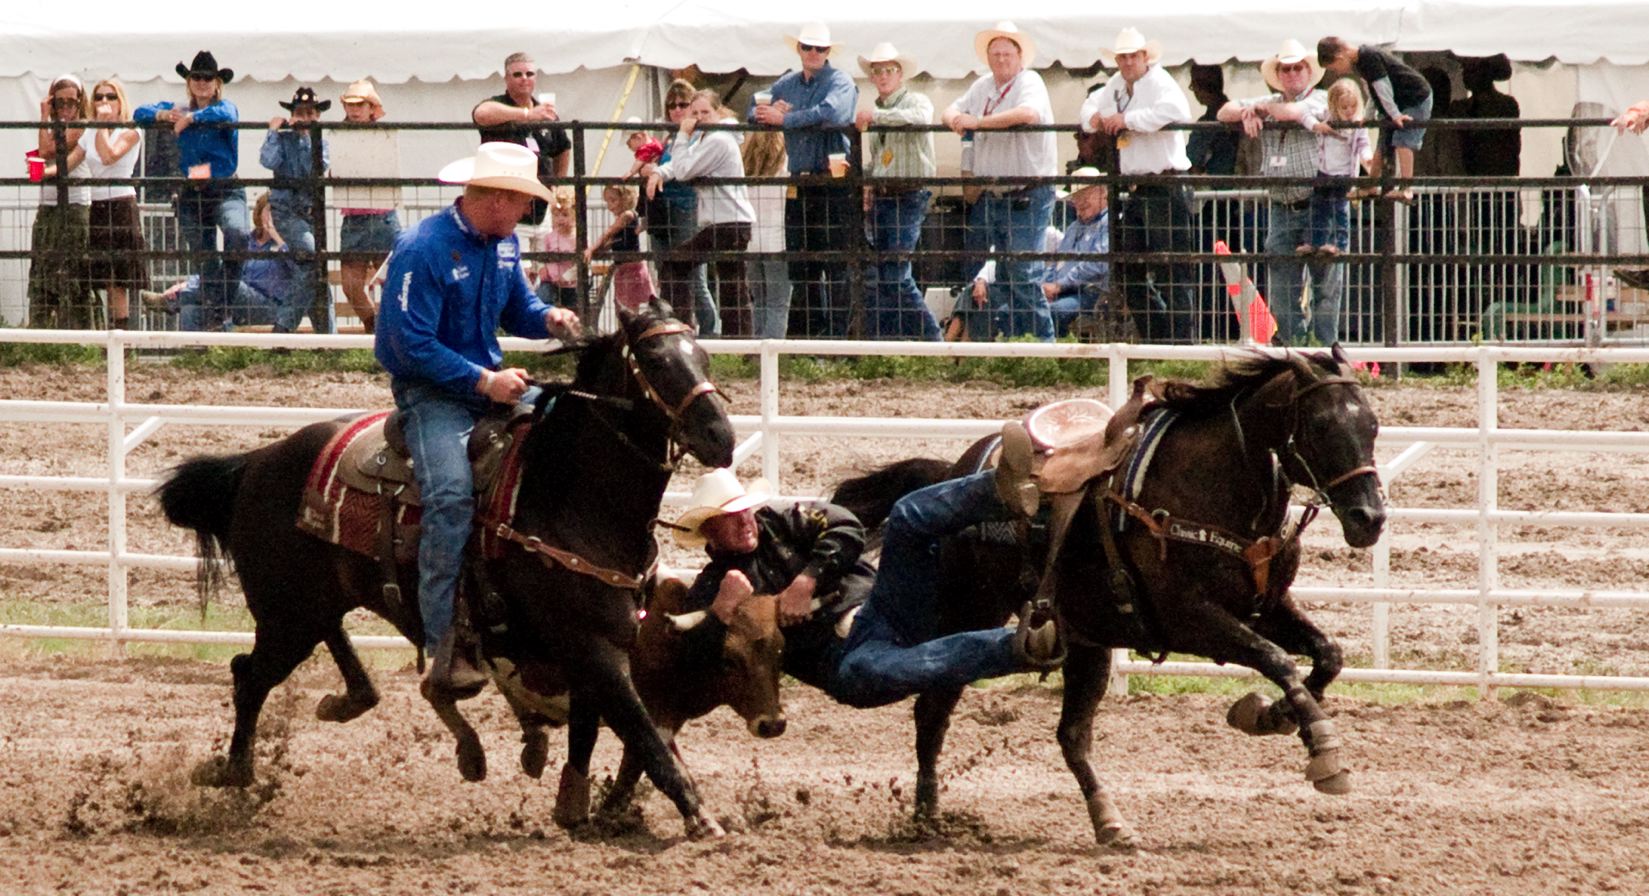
[749,22,858,338]
[473,52,570,226]
[1216,39,1342,346]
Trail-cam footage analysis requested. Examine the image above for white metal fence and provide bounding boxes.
[3,329,1649,694]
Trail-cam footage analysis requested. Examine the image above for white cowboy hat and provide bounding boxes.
[1059,165,1106,199]
[1259,38,1322,93]
[785,22,833,52]
[1099,27,1162,66]
[340,79,384,113]
[974,21,1036,68]
[670,469,773,548]
[437,142,553,203]
[858,42,916,78]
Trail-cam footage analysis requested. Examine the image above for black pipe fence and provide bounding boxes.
[3,115,1646,344]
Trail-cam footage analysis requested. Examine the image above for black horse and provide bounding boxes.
[832,347,1386,847]
[155,302,736,838]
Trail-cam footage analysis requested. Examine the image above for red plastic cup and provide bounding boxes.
[25,151,44,182]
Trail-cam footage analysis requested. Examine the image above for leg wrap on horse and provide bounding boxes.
[1303,719,1352,795]
[553,763,591,828]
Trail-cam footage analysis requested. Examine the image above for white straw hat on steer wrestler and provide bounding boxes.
[669,469,773,547]
[436,142,553,203]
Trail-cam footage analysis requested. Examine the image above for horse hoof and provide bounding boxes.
[1087,792,1135,849]
[553,765,591,829]
[315,692,375,723]
[1227,692,1297,736]
[456,737,487,783]
[1305,747,1351,795]
[1313,770,1354,796]
[686,812,726,840]
[1095,821,1138,850]
[190,755,252,788]
[520,728,549,779]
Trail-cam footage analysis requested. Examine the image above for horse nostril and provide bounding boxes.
[753,717,787,738]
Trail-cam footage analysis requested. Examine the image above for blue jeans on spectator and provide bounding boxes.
[1115,184,1196,343]
[177,281,277,332]
[747,257,791,339]
[828,470,1018,709]
[866,189,941,340]
[1264,200,1346,346]
[964,186,1055,341]
[271,207,328,333]
[652,194,717,336]
[175,185,249,332]
[1308,184,1350,251]
[786,182,857,338]
[1049,285,1104,337]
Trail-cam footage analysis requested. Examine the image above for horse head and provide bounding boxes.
[1276,345,1386,548]
[615,300,735,469]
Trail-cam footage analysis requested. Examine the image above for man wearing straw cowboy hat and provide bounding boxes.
[376,142,582,695]
[1216,39,1343,346]
[941,21,1058,342]
[670,455,1060,710]
[855,41,942,341]
[1080,26,1195,344]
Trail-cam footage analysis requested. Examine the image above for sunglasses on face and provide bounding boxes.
[507,70,536,79]
[187,74,216,83]
[797,44,829,54]
[869,65,900,76]
[1278,63,1309,74]
[667,101,692,110]
[51,98,81,107]
[93,92,118,101]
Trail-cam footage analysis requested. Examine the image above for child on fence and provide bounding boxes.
[534,187,579,307]
[1302,80,1370,257]
[585,183,656,310]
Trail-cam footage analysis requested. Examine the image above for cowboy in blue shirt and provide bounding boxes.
[1042,172,1112,337]
[260,87,332,332]
[376,142,581,694]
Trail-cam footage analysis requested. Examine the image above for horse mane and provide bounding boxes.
[1154,350,1341,418]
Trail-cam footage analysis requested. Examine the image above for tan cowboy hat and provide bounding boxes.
[858,42,916,77]
[974,21,1036,68]
[1259,39,1322,93]
[785,22,833,52]
[437,142,554,202]
[1059,165,1106,199]
[340,79,384,112]
[670,469,773,548]
[1099,27,1162,66]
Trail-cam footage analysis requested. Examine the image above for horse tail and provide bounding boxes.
[831,458,954,531]
[155,454,249,616]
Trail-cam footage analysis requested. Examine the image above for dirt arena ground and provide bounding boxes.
[2,360,1648,894]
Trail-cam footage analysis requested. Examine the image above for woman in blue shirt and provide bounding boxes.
[134,51,249,332]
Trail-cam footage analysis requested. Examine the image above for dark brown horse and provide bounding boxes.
[155,302,736,838]
[832,347,1386,847]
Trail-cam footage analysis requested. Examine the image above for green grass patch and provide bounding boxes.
[0,341,106,367]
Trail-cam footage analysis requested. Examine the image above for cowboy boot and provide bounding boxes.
[422,629,488,697]
[1011,601,1066,672]
[996,420,1040,517]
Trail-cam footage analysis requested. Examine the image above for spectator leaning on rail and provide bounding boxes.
[1043,170,1112,338]
[750,22,858,338]
[335,79,401,334]
[1081,27,1196,344]
[261,87,332,333]
[941,20,1059,342]
[1216,38,1344,346]
[856,42,942,342]
[28,75,91,329]
[374,142,582,696]
[472,51,570,226]
[1317,36,1431,204]
[134,51,248,333]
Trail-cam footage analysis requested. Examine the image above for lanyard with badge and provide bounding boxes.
[1112,83,1134,149]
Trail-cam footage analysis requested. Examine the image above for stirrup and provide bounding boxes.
[996,421,1040,517]
[1012,601,1066,672]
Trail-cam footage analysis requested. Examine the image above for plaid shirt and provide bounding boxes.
[1238,88,1328,204]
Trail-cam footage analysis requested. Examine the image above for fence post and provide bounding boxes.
[571,121,591,328]
[847,124,866,336]
[309,120,331,329]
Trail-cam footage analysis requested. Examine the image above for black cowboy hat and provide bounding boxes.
[176,50,233,84]
[279,86,332,112]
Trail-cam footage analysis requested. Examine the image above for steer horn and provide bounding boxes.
[666,609,712,631]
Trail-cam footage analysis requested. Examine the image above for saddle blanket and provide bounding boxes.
[297,411,422,561]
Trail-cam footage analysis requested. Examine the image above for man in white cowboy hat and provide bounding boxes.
[749,23,859,338]
[669,469,873,686]
[261,87,333,333]
[473,51,570,226]
[1215,38,1342,346]
[1079,26,1195,345]
[941,21,1058,342]
[375,142,582,695]
[854,42,941,341]
[1042,169,1111,337]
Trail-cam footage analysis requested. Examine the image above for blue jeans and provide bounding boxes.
[175,185,249,332]
[271,207,328,333]
[829,470,1018,708]
[652,194,717,336]
[392,380,484,652]
[1049,285,1103,337]
[1308,185,1350,251]
[178,281,276,331]
[1265,200,1346,346]
[964,186,1056,341]
[866,190,941,340]
[747,257,792,339]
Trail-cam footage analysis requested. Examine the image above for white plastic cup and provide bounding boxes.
[754,90,773,106]
[828,152,848,178]
[538,92,556,107]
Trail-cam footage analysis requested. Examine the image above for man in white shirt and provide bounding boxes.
[1081,28,1195,343]
[941,21,1057,341]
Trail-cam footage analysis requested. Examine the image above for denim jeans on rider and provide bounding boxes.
[392,380,483,653]
[828,470,1018,708]
[272,208,330,333]
[963,186,1055,341]
[175,184,249,332]
[866,189,941,340]
[1265,200,1346,346]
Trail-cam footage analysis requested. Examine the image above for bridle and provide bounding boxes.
[569,320,724,471]
[1275,372,1382,513]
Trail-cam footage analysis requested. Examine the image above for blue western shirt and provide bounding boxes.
[133,99,240,178]
[259,128,329,218]
[1043,210,1110,293]
[749,64,857,174]
[375,200,552,404]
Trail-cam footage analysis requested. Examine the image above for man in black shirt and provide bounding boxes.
[472,51,571,225]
